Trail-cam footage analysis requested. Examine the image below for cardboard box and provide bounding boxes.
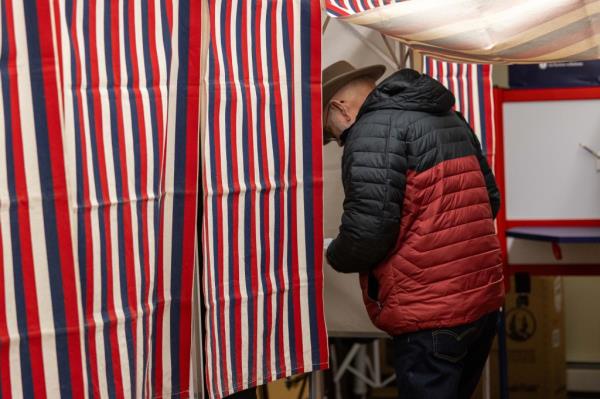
[478,276,567,399]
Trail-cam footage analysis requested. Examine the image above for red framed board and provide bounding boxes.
[494,87,600,276]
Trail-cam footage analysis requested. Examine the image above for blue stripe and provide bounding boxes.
[280,0,299,372]
[264,0,285,378]
[300,0,321,366]
[233,0,256,386]
[477,66,488,154]
[81,0,117,395]
[120,0,144,392]
[218,0,241,390]
[64,1,95,396]
[423,57,430,76]
[0,4,34,396]
[169,0,193,392]
[22,3,74,397]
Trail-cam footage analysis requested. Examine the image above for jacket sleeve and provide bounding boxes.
[456,112,501,218]
[326,118,408,273]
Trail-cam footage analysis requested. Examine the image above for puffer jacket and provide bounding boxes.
[326,69,505,335]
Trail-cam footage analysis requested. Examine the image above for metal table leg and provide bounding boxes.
[497,307,509,399]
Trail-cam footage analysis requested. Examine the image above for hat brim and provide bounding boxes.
[322,64,386,109]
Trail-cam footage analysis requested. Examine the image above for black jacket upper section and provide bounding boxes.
[326,69,500,273]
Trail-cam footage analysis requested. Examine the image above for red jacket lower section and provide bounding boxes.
[360,155,505,335]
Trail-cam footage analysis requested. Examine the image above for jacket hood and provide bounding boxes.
[358,69,455,117]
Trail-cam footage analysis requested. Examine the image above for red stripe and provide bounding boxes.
[492,88,509,284]
[460,63,467,114]
[502,86,600,102]
[506,220,600,228]
[222,0,244,389]
[4,1,47,396]
[165,0,173,35]
[254,0,274,381]
[240,0,259,385]
[209,2,231,393]
[87,0,125,394]
[0,225,12,399]
[326,2,350,17]
[286,0,305,373]
[178,0,201,391]
[69,1,101,394]
[310,0,328,368]
[268,0,289,378]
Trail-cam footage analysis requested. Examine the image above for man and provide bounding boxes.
[323,61,505,399]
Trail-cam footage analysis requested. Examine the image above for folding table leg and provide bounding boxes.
[497,307,509,399]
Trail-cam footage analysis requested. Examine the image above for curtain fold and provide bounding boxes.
[201,0,328,397]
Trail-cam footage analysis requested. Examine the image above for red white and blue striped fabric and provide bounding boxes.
[326,0,401,17]
[423,58,496,166]
[0,0,201,397]
[201,0,328,397]
[326,0,600,63]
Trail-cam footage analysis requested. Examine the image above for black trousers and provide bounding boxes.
[392,311,499,399]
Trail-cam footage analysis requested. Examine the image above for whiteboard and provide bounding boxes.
[503,100,600,220]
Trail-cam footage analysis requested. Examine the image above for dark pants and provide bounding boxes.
[392,311,499,399]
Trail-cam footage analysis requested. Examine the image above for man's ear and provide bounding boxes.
[330,100,352,122]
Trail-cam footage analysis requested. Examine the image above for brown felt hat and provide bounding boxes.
[322,60,386,109]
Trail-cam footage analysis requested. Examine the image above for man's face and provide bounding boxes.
[323,99,353,146]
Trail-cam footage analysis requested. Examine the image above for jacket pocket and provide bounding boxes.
[367,272,382,309]
[432,326,477,363]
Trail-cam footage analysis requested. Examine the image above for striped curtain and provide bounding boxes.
[0,1,201,397]
[326,0,402,16]
[423,58,496,165]
[325,0,600,63]
[201,0,328,398]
